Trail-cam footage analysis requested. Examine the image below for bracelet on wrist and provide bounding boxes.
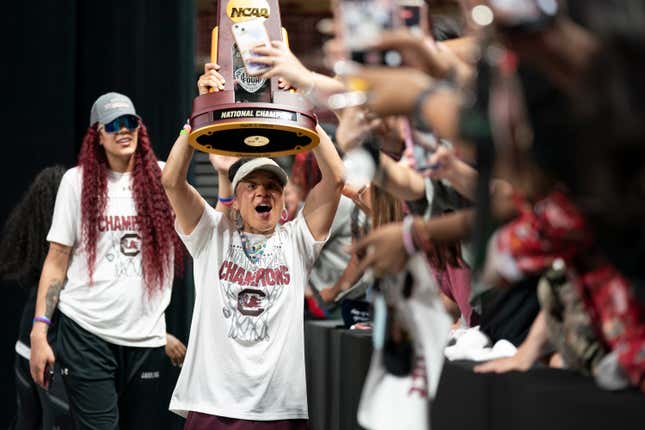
[411,217,432,253]
[218,196,234,206]
[33,316,52,326]
[401,216,418,256]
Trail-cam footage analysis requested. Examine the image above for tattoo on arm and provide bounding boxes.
[44,280,64,319]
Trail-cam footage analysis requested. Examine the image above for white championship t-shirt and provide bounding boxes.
[46,166,171,347]
[170,203,325,420]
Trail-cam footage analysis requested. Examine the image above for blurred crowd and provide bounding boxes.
[2,0,645,428]
[285,0,645,397]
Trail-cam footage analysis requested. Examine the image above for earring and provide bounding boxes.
[281,207,289,222]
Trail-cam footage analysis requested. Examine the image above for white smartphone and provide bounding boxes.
[231,18,271,75]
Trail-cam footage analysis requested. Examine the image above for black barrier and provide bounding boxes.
[432,360,645,430]
[304,320,372,430]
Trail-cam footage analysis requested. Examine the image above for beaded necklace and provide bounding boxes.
[238,229,267,264]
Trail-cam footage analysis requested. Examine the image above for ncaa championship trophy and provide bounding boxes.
[188,0,320,156]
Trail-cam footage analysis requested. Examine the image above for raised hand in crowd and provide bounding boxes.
[340,66,463,141]
[372,29,474,84]
[335,107,380,153]
[343,66,432,117]
[351,222,409,277]
[424,145,478,200]
[251,41,345,99]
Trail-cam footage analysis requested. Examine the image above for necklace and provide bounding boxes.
[239,230,267,264]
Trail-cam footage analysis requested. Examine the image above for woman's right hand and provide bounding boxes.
[29,333,55,389]
[208,153,240,175]
[197,63,226,95]
[424,145,457,180]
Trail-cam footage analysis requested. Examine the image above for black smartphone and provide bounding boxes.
[397,0,429,35]
[44,363,55,388]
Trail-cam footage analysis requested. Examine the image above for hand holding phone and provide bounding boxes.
[402,119,440,172]
[397,0,429,36]
[43,363,55,389]
[337,0,402,66]
[231,18,272,75]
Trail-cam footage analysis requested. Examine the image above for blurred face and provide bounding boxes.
[284,182,303,216]
[234,170,285,234]
[98,115,140,171]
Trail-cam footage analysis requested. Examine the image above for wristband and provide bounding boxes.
[411,217,432,253]
[33,316,51,326]
[217,197,235,206]
[218,196,234,206]
[401,216,417,256]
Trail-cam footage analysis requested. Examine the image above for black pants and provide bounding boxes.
[12,354,73,430]
[56,313,166,430]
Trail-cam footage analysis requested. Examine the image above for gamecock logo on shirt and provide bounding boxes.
[120,233,141,257]
[237,288,266,316]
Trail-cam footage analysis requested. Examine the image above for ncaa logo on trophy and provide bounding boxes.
[188,0,319,157]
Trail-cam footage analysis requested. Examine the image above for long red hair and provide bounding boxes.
[78,123,183,294]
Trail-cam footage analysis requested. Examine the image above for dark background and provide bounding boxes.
[1,0,195,425]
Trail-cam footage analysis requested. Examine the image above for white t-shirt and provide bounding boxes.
[170,204,325,420]
[46,165,172,347]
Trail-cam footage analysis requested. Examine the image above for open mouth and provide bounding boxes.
[116,136,132,145]
[255,203,272,214]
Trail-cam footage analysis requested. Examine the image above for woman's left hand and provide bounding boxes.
[197,63,226,95]
[251,41,314,91]
[165,333,187,367]
[351,222,410,276]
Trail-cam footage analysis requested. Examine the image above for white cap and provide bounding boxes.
[231,158,288,192]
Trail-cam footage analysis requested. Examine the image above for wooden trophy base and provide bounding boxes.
[189,91,319,157]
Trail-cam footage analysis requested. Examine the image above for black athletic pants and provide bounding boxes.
[56,313,166,430]
[12,354,73,430]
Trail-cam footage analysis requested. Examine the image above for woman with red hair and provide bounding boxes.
[29,92,183,429]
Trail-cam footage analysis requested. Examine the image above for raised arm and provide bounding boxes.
[161,125,205,235]
[425,146,478,201]
[374,152,427,201]
[352,208,476,275]
[208,154,239,214]
[252,41,346,102]
[302,125,345,241]
[30,242,71,388]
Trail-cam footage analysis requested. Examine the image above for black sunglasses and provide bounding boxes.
[102,115,139,133]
